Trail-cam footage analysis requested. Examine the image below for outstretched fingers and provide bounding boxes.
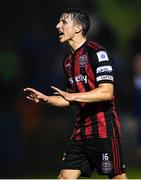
[51,86,61,93]
[23,87,41,103]
[51,86,65,96]
[24,87,40,95]
[26,96,34,101]
[26,94,40,103]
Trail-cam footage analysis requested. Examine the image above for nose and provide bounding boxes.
[56,22,61,29]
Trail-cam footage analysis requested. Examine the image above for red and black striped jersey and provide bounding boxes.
[63,41,121,140]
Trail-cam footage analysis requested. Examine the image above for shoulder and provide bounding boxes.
[87,41,111,56]
[86,41,106,52]
[86,41,112,63]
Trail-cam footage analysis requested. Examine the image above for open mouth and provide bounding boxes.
[58,31,64,37]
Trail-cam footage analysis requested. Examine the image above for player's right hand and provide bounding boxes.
[23,87,48,104]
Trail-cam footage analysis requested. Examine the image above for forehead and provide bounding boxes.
[60,13,73,21]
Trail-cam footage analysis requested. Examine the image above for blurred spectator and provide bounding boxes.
[130,25,141,57]
[132,53,141,157]
[128,25,141,158]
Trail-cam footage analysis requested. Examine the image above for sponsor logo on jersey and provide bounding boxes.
[69,74,88,84]
[96,65,113,74]
[79,54,88,67]
[96,51,109,62]
[96,75,114,82]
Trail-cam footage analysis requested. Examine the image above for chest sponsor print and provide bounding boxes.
[69,74,88,84]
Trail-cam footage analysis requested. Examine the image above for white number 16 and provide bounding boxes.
[102,153,109,161]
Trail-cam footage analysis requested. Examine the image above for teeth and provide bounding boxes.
[59,32,64,35]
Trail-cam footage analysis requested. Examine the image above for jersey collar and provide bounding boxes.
[71,40,87,55]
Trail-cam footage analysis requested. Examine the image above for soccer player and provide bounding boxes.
[24,8,127,179]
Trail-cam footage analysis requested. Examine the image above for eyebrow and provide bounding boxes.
[60,14,70,20]
[59,17,68,24]
[61,19,67,23]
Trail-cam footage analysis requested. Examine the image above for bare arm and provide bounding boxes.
[70,83,113,102]
[24,88,70,107]
[51,83,113,103]
[24,83,113,107]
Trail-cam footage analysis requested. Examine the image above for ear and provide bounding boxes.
[75,24,82,34]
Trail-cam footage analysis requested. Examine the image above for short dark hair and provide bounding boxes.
[61,8,90,36]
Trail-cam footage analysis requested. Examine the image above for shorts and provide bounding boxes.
[61,137,126,178]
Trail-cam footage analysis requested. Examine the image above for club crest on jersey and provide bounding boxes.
[101,160,113,173]
[96,51,109,62]
[79,54,88,67]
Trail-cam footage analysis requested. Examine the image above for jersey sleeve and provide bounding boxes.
[92,50,114,85]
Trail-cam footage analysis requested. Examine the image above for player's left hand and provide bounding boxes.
[51,86,75,101]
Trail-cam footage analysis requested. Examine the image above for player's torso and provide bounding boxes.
[64,41,96,94]
[63,41,121,140]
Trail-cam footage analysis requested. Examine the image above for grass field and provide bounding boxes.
[90,168,141,179]
[34,167,141,179]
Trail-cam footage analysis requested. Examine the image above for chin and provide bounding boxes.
[59,38,66,43]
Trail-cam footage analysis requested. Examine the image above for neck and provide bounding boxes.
[68,35,87,53]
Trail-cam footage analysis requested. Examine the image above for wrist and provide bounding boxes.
[71,93,76,101]
[44,96,49,104]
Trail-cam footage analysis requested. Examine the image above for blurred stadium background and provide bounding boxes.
[0,0,141,178]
